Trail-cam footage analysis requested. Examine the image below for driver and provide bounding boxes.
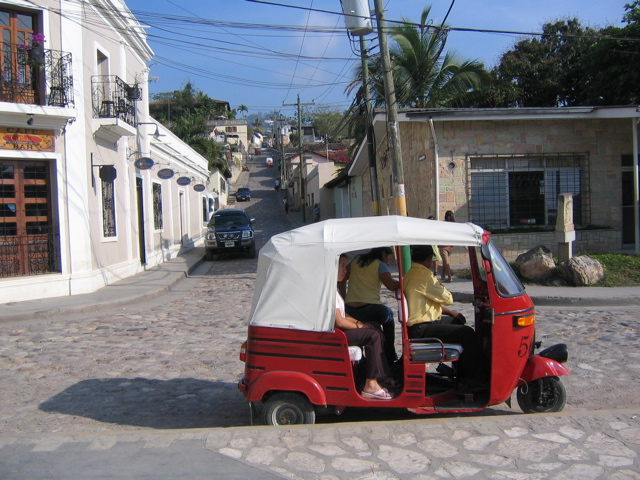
[403,245,488,392]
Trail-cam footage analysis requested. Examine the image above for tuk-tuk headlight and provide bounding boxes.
[513,314,535,327]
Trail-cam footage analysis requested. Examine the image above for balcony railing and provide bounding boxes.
[0,42,74,107]
[91,75,138,127]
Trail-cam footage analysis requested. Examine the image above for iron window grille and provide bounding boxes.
[468,153,590,228]
[101,176,116,237]
[152,182,163,230]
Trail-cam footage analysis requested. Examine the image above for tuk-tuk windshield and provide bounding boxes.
[487,239,525,296]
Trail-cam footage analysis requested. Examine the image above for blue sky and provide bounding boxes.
[125,0,629,117]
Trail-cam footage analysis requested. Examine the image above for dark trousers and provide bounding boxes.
[344,327,391,380]
[408,321,487,384]
[346,303,397,363]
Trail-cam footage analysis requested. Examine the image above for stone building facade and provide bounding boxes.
[349,107,638,258]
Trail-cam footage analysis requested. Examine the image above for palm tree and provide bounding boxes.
[171,114,227,172]
[348,6,487,108]
[238,104,248,118]
[252,117,263,132]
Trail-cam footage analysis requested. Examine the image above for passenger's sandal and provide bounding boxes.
[361,389,394,400]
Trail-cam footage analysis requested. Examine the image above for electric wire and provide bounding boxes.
[32,0,640,113]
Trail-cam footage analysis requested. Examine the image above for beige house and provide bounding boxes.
[348,106,639,261]
[0,0,211,303]
[287,152,342,221]
[209,119,249,170]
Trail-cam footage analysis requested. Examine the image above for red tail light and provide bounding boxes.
[239,341,247,362]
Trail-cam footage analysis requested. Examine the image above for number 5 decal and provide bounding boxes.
[518,336,530,357]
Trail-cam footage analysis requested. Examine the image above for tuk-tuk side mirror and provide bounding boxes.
[480,244,492,273]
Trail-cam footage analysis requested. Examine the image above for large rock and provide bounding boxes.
[515,245,556,281]
[559,256,605,286]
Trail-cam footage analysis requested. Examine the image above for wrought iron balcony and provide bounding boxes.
[0,42,74,107]
[91,75,139,127]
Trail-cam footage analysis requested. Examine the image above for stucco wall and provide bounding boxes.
[363,116,633,252]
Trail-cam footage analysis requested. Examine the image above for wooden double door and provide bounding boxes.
[0,159,57,277]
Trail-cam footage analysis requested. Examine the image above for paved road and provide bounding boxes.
[1,151,639,478]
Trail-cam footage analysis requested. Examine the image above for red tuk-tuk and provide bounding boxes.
[238,216,569,425]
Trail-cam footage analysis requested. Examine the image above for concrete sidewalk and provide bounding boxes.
[0,246,207,323]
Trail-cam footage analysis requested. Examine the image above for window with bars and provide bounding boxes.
[152,182,163,230]
[101,176,116,237]
[469,154,588,228]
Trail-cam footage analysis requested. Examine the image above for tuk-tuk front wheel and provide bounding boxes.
[263,392,316,426]
[517,377,566,413]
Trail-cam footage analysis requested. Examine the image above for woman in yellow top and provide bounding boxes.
[345,247,400,364]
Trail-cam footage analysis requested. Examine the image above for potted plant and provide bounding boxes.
[19,33,46,68]
[127,84,141,100]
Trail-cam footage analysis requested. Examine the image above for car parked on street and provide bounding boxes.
[236,187,251,202]
[205,209,256,260]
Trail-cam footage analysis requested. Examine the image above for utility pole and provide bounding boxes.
[283,94,314,223]
[373,0,406,217]
[359,36,381,216]
[340,0,380,216]
[372,0,411,273]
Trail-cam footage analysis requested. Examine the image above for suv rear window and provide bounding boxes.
[237,188,250,193]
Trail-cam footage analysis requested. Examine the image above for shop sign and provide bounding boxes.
[157,168,175,179]
[134,157,154,170]
[193,184,206,192]
[176,176,191,186]
[0,127,54,151]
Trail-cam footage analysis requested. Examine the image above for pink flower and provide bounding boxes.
[30,33,46,45]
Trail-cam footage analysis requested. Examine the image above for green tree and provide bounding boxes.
[348,6,487,108]
[150,82,229,123]
[580,1,640,105]
[149,83,227,172]
[237,104,248,118]
[465,67,521,108]
[309,107,347,142]
[252,117,263,133]
[495,19,599,107]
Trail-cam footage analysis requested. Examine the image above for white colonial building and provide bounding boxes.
[0,0,213,303]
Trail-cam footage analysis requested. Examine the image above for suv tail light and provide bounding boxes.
[239,341,247,362]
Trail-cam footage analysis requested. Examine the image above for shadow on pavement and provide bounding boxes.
[40,377,523,430]
[39,378,251,429]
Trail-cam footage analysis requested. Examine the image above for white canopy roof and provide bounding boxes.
[249,216,485,333]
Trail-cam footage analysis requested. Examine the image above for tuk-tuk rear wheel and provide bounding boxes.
[516,376,567,413]
[263,392,316,426]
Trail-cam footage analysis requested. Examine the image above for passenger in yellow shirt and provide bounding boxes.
[345,247,400,364]
[404,245,488,392]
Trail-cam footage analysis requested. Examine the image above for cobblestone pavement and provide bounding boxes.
[1,156,639,478]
